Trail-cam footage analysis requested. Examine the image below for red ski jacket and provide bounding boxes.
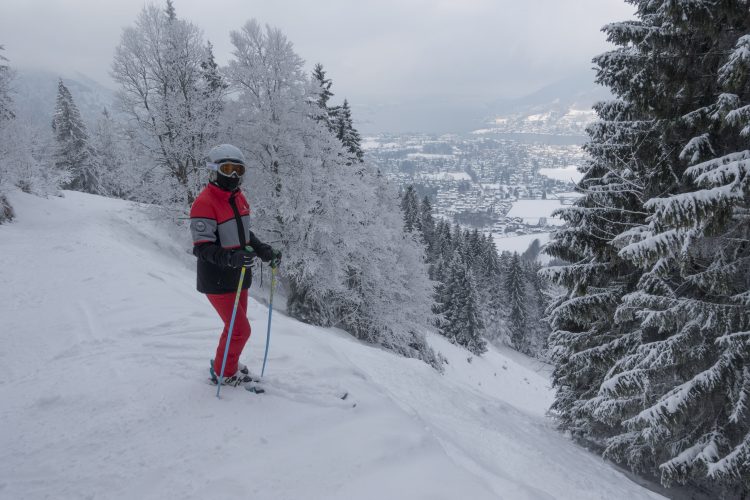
[189,183,272,294]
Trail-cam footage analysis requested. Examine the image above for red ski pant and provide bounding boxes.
[207,289,251,377]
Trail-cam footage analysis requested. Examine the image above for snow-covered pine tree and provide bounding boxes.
[165,0,176,21]
[545,1,750,495]
[400,185,420,233]
[334,99,364,162]
[0,45,13,124]
[504,252,528,352]
[201,41,228,104]
[419,196,435,251]
[52,79,99,193]
[428,219,451,280]
[112,2,225,205]
[438,251,487,356]
[579,3,750,495]
[542,97,654,444]
[522,259,550,356]
[312,63,334,127]
[478,233,506,343]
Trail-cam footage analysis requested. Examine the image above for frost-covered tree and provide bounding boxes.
[90,108,138,199]
[544,1,750,495]
[0,45,16,222]
[225,20,440,368]
[0,45,14,124]
[51,80,99,193]
[112,3,225,205]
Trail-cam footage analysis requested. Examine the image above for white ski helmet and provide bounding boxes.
[206,143,246,169]
[205,144,246,186]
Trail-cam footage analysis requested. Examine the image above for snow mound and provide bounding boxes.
[0,191,663,499]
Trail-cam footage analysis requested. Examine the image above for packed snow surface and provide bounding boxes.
[0,191,664,499]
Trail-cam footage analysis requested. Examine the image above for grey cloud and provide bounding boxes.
[0,0,633,131]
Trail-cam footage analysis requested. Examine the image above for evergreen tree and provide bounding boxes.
[545,1,750,495]
[439,252,487,356]
[478,234,505,342]
[0,46,14,124]
[400,185,420,233]
[312,63,333,119]
[419,196,435,251]
[165,0,176,21]
[201,41,227,94]
[334,99,364,162]
[52,79,99,193]
[505,252,528,352]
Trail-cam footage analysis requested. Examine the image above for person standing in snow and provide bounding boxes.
[189,144,281,386]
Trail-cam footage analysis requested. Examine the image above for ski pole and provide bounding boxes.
[261,266,277,378]
[216,261,249,399]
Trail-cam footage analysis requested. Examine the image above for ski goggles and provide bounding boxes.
[207,161,246,178]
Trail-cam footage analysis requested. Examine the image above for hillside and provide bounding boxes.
[0,191,664,499]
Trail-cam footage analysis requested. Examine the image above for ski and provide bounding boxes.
[244,384,266,394]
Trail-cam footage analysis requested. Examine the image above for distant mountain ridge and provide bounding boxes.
[477,72,611,137]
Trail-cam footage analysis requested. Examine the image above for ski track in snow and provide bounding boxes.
[0,191,664,500]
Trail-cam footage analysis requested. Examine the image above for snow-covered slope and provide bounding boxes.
[0,191,664,500]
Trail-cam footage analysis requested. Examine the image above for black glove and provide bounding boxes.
[270,248,282,268]
[227,248,257,268]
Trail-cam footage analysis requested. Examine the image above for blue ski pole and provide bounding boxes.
[261,266,277,378]
[216,263,248,399]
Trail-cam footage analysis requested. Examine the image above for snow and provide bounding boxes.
[526,112,551,122]
[538,165,584,183]
[361,137,380,150]
[360,137,400,150]
[407,153,455,160]
[419,171,471,181]
[506,199,565,225]
[0,191,664,499]
[493,232,553,260]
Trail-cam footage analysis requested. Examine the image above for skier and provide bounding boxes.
[189,144,281,386]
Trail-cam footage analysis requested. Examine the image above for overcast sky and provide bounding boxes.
[0,0,634,132]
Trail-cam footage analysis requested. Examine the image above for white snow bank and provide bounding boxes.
[0,191,663,500]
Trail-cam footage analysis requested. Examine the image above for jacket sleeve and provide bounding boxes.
[248,230,274,261]
[193,242,232,267]
[190,195,232,267]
